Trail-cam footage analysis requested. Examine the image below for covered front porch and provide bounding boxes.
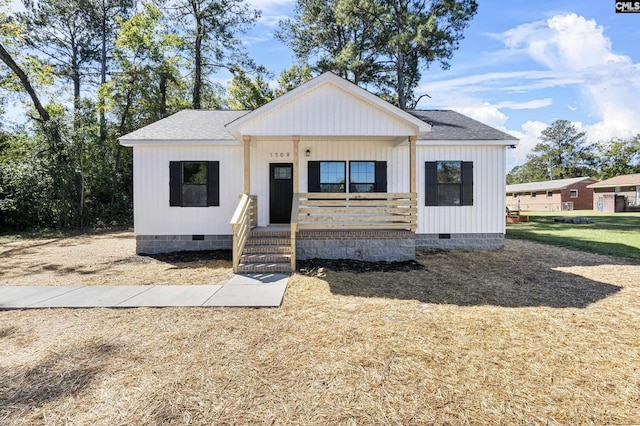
[224,72,430,272]
[230,191,417,272]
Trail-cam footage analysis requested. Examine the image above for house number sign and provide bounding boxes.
[270,152,291,158]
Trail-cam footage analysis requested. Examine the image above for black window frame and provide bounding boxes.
[348,161,387,193]
[308,160,387,193]
[425,161,473,206]
[169,161,220,207]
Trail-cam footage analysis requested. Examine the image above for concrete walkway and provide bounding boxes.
[0,273,289,309]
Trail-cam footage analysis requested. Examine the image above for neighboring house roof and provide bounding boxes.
[506,177,597,193]
[587,173,640,188]
[409,110,518,141]
[119,110,248,144]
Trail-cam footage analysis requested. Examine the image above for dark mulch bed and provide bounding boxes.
[146,249,233,263]
[297,258,426,274]
[144,249,424,273]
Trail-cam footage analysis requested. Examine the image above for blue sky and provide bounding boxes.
[6,0,640,172]
[240,0,640,171]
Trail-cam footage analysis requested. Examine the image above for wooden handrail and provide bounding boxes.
[230,194,257,273]
[290,194,299,272]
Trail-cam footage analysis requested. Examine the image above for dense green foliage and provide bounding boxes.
[507,120,640,184]
[1,0,637,231]
[278,0,478,109]
[0,0,261,231]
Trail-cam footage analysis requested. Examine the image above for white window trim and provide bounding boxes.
[570,189,578,198]
[546,191,554,198]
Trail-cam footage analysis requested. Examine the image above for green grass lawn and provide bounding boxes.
[507,210,640,261]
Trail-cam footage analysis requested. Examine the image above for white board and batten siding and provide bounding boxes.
[240,83,420,137]
[417,144,506,235]
[133,145,243,235]
[133,141,507,236]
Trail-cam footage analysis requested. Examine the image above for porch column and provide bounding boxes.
[292,136,300,193]
[409,135,417,193]
[243,135,251,194]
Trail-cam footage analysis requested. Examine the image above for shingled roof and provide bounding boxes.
[119,110,248,142]
[587,173,640,188]
[506,177,597,193]
[120,108,517,143]
[408,110,518,141]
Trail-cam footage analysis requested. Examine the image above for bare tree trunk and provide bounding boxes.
[159,73,167,117]
[0,42,50,122]
[396,53,406,109]
[192,0,203,109]
[99,8,108,141]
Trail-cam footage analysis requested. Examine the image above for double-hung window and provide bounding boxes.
[425,161,473,206]
[308,161,387,193]
[169,161,220,207]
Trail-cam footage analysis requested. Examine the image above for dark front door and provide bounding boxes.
[270,163,293,223]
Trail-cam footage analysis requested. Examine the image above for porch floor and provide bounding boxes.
[253,224,291,233]
[0,273,289,309]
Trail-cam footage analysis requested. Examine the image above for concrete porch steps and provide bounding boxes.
[237,228,293,273]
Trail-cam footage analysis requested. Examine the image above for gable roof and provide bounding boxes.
[409,110,518,141]
[119,73,518,145]
[225,72,431,138]
[506,177,597,193]
[587,173,640,188]
[119,110,248,144]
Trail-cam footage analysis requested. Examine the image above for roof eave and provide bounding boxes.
[118,138,240,147]
[418,139,519,146]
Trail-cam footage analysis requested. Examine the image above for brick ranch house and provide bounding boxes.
[587,173,640,212]
[506,177,598,211]
[119,72,518,273]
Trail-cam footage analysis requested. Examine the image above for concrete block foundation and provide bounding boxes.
[136,235,233,255]
[296,230,415,262]
[415,233,504,250]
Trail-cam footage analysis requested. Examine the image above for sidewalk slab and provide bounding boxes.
[31,286,153,308]
[0,286,81,309]
[203,283,287,307]
[0,274,288,309]
[116,285,223,307]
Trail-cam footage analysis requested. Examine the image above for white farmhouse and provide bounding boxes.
[119,72,518,272]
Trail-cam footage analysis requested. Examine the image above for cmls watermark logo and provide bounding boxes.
[616,1,640,12]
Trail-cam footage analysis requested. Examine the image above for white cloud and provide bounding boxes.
[452,102,508,129]
[499,13,640,145]
[494,98,552,110]
[506,120,548,169]
[425,13,640,170]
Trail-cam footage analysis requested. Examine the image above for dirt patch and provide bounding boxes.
[0,232,233,286]
[1,233,639,425]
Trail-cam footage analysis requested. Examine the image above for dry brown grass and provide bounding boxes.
[0,231,233,286]
[1,233,639,425]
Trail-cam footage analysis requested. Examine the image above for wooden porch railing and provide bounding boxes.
[230,194,258,273]
[290,194,300,272]
[294,192,417,230]
[290,192,417,271]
